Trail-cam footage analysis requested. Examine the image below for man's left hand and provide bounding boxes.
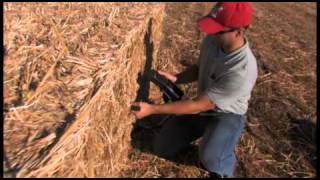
[131,102,155,119]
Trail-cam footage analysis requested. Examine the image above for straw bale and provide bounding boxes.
[4,2,165,177]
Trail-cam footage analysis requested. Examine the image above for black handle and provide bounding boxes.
[150,69,184,101]
[131,105,141,111]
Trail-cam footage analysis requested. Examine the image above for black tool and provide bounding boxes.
[150,69,184,103]
[131,105,141,111]
[133,70,184,129]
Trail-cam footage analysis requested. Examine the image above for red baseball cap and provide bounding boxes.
[197,2,253,34]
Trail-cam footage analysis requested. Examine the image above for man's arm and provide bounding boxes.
[132,94,215,119]
[153,94,214,114]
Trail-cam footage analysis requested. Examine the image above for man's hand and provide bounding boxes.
[158,70,177,83]
[132,94,215,118]
[131,102,155,119]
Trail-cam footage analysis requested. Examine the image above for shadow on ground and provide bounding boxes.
[130,18,203,170]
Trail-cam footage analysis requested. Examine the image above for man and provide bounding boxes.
[131,2,258,178]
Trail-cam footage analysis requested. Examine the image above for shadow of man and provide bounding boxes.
[130,18,203,168]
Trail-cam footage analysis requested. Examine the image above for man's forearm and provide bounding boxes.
[152,100,203,115]
[131,94,215,119]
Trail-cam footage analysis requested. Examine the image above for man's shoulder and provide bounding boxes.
[202,35,217,49]
[226,43,256,66]
[245,44,256,60]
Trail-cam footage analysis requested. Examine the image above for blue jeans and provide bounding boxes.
[153,112,246,177]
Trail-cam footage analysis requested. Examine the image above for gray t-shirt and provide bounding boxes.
[197,35,258,115]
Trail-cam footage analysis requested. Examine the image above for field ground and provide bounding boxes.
[3,2,316,178]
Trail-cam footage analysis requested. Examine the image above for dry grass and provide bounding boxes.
[4,2,165,177]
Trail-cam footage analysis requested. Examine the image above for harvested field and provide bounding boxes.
[3,2,317,178]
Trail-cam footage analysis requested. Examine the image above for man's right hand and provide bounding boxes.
[158,70,177,83]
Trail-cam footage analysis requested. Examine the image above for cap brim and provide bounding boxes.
[197,16,225,34]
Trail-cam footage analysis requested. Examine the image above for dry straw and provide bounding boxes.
[4,2,165,177]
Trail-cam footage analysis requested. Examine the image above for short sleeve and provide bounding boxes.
[205,72,245,110]
[197,35,215,67]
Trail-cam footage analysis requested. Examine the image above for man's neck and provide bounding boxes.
[222,37,246,54]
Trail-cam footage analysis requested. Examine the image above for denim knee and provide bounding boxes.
[199,147,236,177]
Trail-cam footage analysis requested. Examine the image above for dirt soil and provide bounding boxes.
[120,2,317,178]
